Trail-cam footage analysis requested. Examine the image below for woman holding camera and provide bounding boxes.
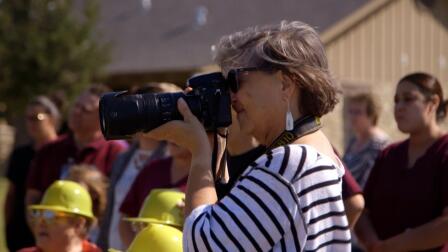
[148,21,350,251]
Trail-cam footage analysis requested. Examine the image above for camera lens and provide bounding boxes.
[99,72,231,140]
[99,91,202,140]
[100,92,158,139]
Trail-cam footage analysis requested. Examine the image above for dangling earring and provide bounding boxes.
[286,102,294,131]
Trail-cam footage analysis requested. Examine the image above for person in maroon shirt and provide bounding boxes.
[25,85,127,207]
[355,72,448,252]
[222,143,364,228]
[341,163,364,228]
[118,142,190,246]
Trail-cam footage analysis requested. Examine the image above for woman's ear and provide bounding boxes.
[73,217,88,235]
[278,71,295,100]
[429,94,440,113]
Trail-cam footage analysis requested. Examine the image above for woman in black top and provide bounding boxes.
[5,96,60,251]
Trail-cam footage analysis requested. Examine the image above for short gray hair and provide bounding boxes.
[214,20,340,117]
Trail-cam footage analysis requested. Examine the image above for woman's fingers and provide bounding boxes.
[145,97,209,154]
[177,98,196,123]
[184,87,193,94]
[146,98,195,141]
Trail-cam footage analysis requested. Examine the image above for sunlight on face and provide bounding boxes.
[68,92,100,133]
[230,70,285,140]
[30,210,85,252]
[347,101,372,133]
[25,105,55,139]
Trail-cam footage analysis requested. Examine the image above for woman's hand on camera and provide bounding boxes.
[146,98,210,157]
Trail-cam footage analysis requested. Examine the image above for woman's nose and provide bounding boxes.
[72,106,80,114]
[35,216,47,227]
[394,102,406,113]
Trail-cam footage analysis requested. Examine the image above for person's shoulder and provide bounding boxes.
[36,134,70,154]
[139,157,172,174]
[52,134,71,144]
[252,144,322,178]
[99,139,128,150]
[436,133,448,145]
[104,141,129,159]
[129,157,172,191]
[257,144,320,164]
[292,144,345,174]
[114,143,137,159]
[364,140,404,168]
[246,144,345,191]
[370,132,390,149]
[379,138,407,154]
[82,240,102,252]
[109,139,129,148]
[432,133,448,156]
[91,139,128,159]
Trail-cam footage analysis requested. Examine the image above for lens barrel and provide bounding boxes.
[99,72,231,140]
[100,91,203,140]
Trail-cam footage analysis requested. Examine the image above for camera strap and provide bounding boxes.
[213,115,322,199]
[211,128,228,182]
[266,115,322,151]
[212,115,321,184]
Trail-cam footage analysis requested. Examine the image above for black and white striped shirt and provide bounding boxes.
[184,144,351,251]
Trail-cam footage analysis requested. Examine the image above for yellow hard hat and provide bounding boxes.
[127,223,183,252]
[29,180,94,219]
[124,189,184,227]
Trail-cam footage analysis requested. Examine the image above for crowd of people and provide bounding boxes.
[2,20,448,252]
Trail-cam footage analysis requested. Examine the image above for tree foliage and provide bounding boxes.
[0,0,109,114]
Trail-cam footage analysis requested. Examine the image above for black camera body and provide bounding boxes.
[99,72,232,140]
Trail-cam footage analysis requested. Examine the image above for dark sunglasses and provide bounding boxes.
[226,67,278,93]
[226,67,265,93]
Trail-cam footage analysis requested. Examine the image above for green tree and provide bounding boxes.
[0,0,109,114]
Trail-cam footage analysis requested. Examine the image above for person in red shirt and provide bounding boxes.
[25,85,127,207]
[355,72,448,252]
[118,142,191,246]
[19,240,100,252]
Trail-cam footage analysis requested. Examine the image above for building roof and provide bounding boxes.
[97,0,368,74]
[320,0,448,44]
[320,0,391,44]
